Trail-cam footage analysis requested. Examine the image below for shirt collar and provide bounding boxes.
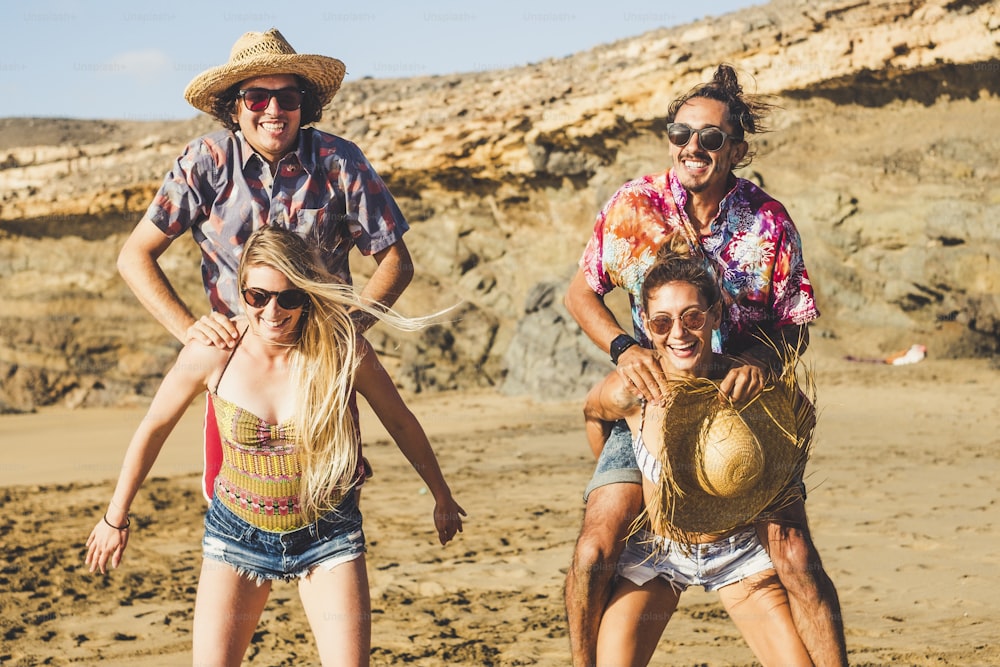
[235,128,316,175]
[666,168,744,227]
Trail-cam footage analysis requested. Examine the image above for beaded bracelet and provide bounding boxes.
[103,513,131,530]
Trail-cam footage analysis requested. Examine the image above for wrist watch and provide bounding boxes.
[609,334,638,365]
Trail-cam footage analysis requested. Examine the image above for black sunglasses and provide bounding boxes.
[666,123,739,152]
[241,287,309,310]
[646,306,713,335]
[238,87,305,112]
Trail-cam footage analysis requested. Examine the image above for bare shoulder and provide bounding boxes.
[173,339,231,387]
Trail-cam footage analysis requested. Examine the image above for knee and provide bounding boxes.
[768,528,827,591]
[571,519,632,582]
[572,526,622,575]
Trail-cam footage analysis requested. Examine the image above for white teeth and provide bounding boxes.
[684,159,708,169]
[261,122,285,131]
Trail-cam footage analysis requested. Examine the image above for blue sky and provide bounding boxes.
[2,0,760,121]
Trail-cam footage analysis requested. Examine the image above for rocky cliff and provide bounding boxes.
[1,0,998,412]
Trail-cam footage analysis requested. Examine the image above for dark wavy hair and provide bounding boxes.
[209,75,325,132]
[641,234,722,312]
[666,64,774,169]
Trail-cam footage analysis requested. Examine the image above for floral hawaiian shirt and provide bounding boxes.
[142,127,408,316]
[580,169,819,354]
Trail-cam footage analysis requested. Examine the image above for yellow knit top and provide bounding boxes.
[211,392,310,532]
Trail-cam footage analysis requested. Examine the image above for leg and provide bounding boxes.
[298,555,371,667]
[596,577,678,667]
[191,558,272,667]
[565,482,643,667]
[717,569,813,667]
[757,498,848,667]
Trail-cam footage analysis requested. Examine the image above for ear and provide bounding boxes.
[731,139,749,165]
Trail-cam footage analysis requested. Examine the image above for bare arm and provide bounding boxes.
[353,239,415,333]
[85,342,221,573]
[117,220,239,347]
[564,268,671,404]
[354,338,464,545]
[582,370,642,459]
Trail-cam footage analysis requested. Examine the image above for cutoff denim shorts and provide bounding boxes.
[583,420,641,502]
[202,489,366,584]
[618,525,774,593]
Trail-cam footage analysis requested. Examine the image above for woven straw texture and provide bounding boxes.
[184,28,346,115]
[639,356,815,546]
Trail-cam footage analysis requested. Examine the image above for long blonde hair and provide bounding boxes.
[238,226,423,520]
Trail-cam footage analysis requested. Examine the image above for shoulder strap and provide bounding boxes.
[212,327,249,394]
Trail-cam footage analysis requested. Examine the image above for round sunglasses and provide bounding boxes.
[666,123,739,152]
[241,287,309,310]
[646,306,712,335]
[238,87,305,112]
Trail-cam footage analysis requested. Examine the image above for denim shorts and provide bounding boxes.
[583,419,641,502]
[617,526,773,593]
[202,490,366,584]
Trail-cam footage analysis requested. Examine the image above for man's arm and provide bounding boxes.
[354,239,414,333]
[564,268,670,405]
[740,324,810,374]
[117,219,238,347]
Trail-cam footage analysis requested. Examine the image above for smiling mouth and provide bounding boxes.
[682,156,710,170]
[261,316,290,329]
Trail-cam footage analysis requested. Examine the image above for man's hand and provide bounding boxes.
[615,345,672,405]
[185,312,240,348]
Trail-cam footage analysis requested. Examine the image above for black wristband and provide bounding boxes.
[103,513,131,530]
[609,334,639,365]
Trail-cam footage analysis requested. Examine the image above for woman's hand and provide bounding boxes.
[433,495,466,546]
[85,515,131,574]
[717,361,767,404]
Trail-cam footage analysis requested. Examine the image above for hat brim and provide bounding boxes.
[647,377,812,541]
[184,53,346,115]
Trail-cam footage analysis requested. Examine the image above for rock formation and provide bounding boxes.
[1,0,998,411]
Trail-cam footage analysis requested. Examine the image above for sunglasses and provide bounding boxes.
[666,123,738,152]
[241,287,309,310]
[238,87,306,112]
[646,306,713,336]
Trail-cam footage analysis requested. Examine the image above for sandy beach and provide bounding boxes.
[1,344,998,666]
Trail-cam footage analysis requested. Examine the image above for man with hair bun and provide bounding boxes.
[563,63,848,666]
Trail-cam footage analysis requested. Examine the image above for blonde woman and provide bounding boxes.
[87,226,464,666]
[586,240,813,667]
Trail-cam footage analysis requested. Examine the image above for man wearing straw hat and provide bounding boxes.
[117,29,413,497]
[119,27,411,346]
[563,64,847,666]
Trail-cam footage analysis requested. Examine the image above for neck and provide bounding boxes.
[242,323,299,361]
[684,175,733,234]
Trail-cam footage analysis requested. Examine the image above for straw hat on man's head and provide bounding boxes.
[184,28,346,117]
[644,366,815,545]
